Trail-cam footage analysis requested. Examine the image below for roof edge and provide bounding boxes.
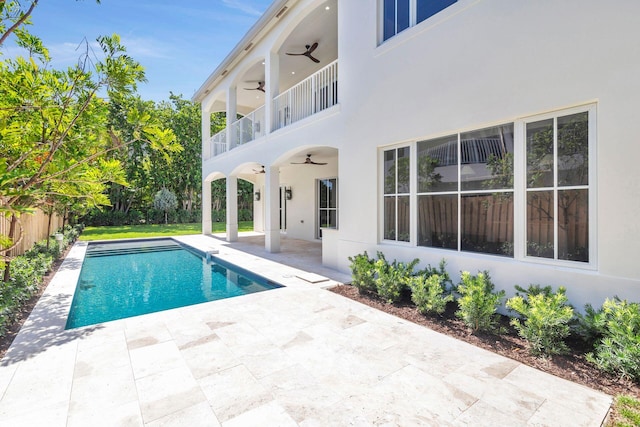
[192,0,291,104]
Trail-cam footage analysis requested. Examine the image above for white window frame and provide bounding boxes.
[380,145,413,244]
[378,0,459,44]
[518,104,597,269]
[378,103,597,270]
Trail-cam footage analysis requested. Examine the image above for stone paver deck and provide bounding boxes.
[0,234,611,426]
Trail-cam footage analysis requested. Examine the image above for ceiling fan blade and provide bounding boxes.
[307,54,320,63]
[290,161,307,164]
[309,161,328,165]
[307,42,318,54]
[286,52,304,56]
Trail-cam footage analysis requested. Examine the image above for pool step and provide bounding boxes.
[86,244,183,258]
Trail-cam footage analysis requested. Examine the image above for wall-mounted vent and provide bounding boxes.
[221,69,228,76]
[244,42,254,51]
[275,6,288,18]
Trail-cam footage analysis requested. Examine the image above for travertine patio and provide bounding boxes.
[0,234,611,426]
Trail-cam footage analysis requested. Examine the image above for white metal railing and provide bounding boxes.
[272,60,338,131]
[209,129,227,159]
[232,105,265,146]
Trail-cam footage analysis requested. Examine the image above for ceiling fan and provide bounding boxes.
[291,154,327,165]
[244,81,265,92]
[253,165,265,174]
[286,42,320,63]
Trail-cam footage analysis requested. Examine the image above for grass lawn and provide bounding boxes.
[79,221,254,241]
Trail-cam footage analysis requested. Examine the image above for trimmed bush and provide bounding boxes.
[409,259,452,315]
[348,251,376,294]
[506,285,574,356]
[374,253,419,304]
[455,271,505,333]
[583,298,640,382]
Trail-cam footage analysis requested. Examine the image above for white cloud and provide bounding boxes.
[221,0,263,17]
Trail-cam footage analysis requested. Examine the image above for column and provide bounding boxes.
[202,179,212,235]
[264,51,279,134]
[264,165,280,253]
[226,175,238,242]
[226,86,237,150]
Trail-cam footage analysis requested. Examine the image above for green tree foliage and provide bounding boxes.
[0,27,180,276]
[348,251,376,294]
[374,252,419,304]
[409,260,452,315]
[153,188,178,224]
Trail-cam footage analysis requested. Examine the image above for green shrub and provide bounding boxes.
[455,271,505,333]
[348,251,376,294]
[583,298,640,382]
[410,274,453,315]
[374,253,419,304]
[506,285,574,356]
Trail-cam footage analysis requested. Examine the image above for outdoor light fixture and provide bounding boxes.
[254,190,261,201]
[285,187,293,200]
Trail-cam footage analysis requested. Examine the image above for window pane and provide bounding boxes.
[417,135,458,192]
[398,196,410,242]
[397,146,410,193]
[319,180,328,208]
[526,191,554,258]
[384,149,396,194]
[526,119,554,188]
[327,178,337,208]
[418,194,457,249]
[319,210,328,228]
[461,193,513,256]
[328,210,337,229]
[384,196,396,240]
[397,0,410,33]
[417,0,457,24]
[558,189,588,262]
[383,0,396,41]
[461,124,514,191]
[558,112,588,186]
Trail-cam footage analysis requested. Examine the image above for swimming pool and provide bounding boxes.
[65,239,282,329]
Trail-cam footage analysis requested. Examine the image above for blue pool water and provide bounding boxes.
[65,239,282,329]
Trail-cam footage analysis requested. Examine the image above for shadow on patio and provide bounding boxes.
[209,232,351,284]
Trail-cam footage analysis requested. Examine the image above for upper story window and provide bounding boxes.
[382,0,458,42]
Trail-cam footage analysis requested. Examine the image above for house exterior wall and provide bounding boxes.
[333,0,640,309]
[200,0,640,308]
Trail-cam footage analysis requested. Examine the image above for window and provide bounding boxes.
[382,0,457,42]
[383,147,411,242]
[318,178,338,238]
[526,111,590,262]
[379,105,594,266]
[417,125,514,256]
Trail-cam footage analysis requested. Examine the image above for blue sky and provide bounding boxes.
[10,0,273,101]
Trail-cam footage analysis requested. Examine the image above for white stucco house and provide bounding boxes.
[194,0,640,308]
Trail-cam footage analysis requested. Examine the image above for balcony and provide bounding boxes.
[206,60,338,160]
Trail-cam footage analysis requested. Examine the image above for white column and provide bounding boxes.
[226,86,237,149]
[201,106,211,160]
[264,51,279,134]
[226,176,238,242]
[202,179,212,235]
[264,165,280,253]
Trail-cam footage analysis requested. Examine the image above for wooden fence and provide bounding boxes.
[1,210,64,258]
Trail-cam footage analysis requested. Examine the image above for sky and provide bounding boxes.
[5,0,274,102]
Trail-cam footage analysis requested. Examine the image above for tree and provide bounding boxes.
[0,32,181,279]
[153,188,177,224]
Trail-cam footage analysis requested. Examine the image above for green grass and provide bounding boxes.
[608,395,640,427]
[79,222,254,241]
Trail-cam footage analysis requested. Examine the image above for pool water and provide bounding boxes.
[65,239,282,329]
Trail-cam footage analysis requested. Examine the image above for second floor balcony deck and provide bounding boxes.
[207,60,338,159]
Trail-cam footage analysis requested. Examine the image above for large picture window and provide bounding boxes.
[382,0,457,42]
[417,125,514,256]
[526,111,590,262]
[383,146,411,242]
[379,105,594,266]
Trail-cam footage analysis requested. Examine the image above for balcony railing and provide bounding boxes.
[209,130,227,158]
[232,105,265,146]
[272,60,338,131]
